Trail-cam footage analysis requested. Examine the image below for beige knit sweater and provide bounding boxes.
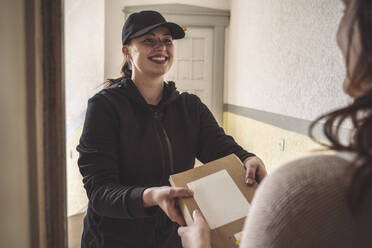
[241,154,372,248]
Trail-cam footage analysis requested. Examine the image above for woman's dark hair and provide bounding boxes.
[103,58,132,88]
[309,0,372,212]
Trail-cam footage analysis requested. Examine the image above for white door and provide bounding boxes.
[166,27,214,110]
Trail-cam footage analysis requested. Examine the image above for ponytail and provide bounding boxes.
[103,58,132,88]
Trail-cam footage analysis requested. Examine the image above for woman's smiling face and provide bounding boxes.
[124,26,174,79]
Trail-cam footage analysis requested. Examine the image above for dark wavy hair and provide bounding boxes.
[309,0,372,212]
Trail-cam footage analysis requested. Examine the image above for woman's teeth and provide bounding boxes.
[150,56,167,61]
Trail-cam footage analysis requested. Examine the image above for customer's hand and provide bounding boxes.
[178,210,211,248]
[243,156,267,185]
[143,186,193,226]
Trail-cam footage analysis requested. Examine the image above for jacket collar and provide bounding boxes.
[118,77,180,110]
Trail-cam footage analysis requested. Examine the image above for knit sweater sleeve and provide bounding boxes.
[240,154,358,248]
[76,94,155,219]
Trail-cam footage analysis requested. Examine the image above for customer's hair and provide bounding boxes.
[103,57,132,88]
[310,0,372,212]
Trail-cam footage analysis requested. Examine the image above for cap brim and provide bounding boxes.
[128,22,185,41]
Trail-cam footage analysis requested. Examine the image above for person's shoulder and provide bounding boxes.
[256,154,351,204]
[253,155,351,208]
[170,87,203,109]
[270,154,349,184]
[167,81,198,100]
[98,82,124,96]
[88,80,130,106]
[242,154,364,248]
[178,90,200,102]
[87,91,106,104]
[86,87,125,112]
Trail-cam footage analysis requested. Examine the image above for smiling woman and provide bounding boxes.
[123,27,175,94]
[76,10,266,248]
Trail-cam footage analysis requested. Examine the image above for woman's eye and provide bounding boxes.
[143,38,154,44]
[164,39,173,45]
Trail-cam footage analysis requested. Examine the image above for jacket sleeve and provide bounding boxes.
[76,94,156,219]
[194,95,255,163]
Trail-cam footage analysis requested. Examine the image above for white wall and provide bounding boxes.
[226,0,351,121]
[0,0,30,247]
[105,0,230,79]
[65,0,105,216]
[65,0,105,127]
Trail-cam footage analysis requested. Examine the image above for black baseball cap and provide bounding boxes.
[122,10,185,45]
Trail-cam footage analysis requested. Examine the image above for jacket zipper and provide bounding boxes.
[161,126,175,174]
[153,110,175,248]
[153,110,175,177]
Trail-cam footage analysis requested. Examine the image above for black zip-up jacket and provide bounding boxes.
[77,78,254,248]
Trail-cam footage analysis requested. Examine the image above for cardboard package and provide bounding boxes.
[169,154,257,248]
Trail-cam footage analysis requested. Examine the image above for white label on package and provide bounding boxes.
[187,169,250,229]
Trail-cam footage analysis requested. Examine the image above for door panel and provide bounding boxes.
[166,27,213,110]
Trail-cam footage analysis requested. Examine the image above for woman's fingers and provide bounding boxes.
[168,187,194,198]
[245,162,258,185]
[256,163,267,183]
[154,186,193,225]
[192,210,207,226]
[177,209,212,248]
[169,206,186,226]
[167,188,192,226]
[177,225,188,236]
[244,156,267,185]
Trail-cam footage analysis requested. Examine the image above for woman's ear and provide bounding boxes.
[122,46,130,58]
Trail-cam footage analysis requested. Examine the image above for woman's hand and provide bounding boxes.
[178,210,211,248]
[243,156,267,185]
[143,186,193,226]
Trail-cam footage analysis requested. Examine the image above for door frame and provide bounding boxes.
[26,0,67,247]
[123,4,230,124]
